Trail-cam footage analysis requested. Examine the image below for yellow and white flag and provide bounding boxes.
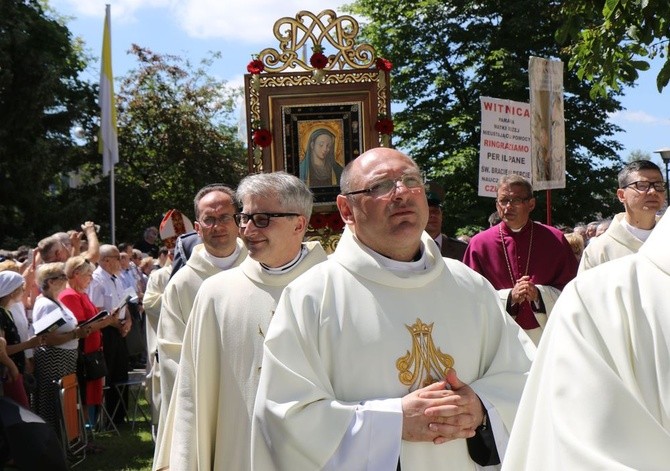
[99,4,118,176]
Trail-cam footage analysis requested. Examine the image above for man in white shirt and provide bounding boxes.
[88,244,132,423]
[153,172,327,471]
[252,148,533,470]
[579,160,666,272]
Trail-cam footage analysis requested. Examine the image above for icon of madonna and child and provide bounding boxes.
[299,125,346,188]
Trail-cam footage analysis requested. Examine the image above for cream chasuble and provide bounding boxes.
[503,214,670,470]
[156,239,246,431]
[578,212,658,272]
[253,228,533,470]
[153,242,326,471]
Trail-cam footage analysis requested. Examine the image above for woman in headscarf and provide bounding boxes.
[299,128,343,187]
[0,271,41,408]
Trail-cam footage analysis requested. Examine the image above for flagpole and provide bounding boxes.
[110,164,116,245]
[100,4,119,244]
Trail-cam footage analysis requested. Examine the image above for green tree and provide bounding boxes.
[626,149,652,162]
[0,0,97,248]
[106,45,247,242]
[558,0,670,97]
[347,0,624,231]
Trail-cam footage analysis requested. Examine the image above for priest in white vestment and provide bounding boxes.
[579,159,665,272]
[153,172,327,471]
[503,212,670,470]
[155,184,246,436]
[252,148,534,470]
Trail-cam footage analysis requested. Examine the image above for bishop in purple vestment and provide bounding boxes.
[463,174,577,344]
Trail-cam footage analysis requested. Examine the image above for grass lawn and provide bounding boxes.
[76,397,155,471]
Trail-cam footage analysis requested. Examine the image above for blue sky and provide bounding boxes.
[51,0,670,168]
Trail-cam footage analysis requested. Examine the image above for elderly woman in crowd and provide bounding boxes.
[32,263,91,434]
[59,256,114,430]
[0,260,37,396]
[0,271,41,408]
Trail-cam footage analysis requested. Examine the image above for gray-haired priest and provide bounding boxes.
[153,172,327,471]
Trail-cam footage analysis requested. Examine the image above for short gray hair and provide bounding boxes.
[236,172,313,220]
[36,262,65,289]
[497,174,533,198]
[99,244,119,259]
[37,234,62,262]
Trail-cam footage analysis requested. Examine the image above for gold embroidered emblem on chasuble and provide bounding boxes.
[396,318,454,390]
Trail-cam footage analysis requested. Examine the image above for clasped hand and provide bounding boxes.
[510,275,538,305]
[401,368,484,445]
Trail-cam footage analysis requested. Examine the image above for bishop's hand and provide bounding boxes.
[511,275,539,304]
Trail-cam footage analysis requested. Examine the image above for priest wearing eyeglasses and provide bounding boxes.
[579,160,665,273]
[463,174,577,345]
[252,148,533,470]
[153,172,327,471]
[155,184,247,441]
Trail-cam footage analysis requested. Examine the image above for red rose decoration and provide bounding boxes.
[375,118,394,135]
[310,213,328,230]
[252,129,272,148]
[327,212,345,232]
[247,59,264,74]
[310,52,328,70]
[375,57,393,72]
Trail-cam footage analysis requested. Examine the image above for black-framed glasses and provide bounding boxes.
[199,214,235,228]
[342,173,426,198]
[623,180,667,193]
[233,212,300,228]
[496,197,531,207]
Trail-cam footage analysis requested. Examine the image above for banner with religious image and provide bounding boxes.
[529,56,566,190]
[478,97,532,198]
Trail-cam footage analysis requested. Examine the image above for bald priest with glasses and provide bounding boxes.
[578,159,666,273]
[463,174,577,345]
[252,149,533,470]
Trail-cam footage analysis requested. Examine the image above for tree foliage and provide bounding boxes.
[0,0,97,247]
[558,0,670,97]
[0,1,247,248]
[91,45,247,242]
[346,0,624,231]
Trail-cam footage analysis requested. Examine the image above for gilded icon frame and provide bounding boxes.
[245,69,390,204]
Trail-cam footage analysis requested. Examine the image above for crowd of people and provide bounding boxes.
[0,220,172,465]
[0,152,667,469]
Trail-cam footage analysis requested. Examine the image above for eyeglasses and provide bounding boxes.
[233,212,299,228]
[496,197,531,207]
[106,255,121,261]
[342,173,426,198]
[199,214,235,228]
[623,180,667,193]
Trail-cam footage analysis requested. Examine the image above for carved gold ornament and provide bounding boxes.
[245,9,393,173]
[257,10,375,73]
[396,318,455,390]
